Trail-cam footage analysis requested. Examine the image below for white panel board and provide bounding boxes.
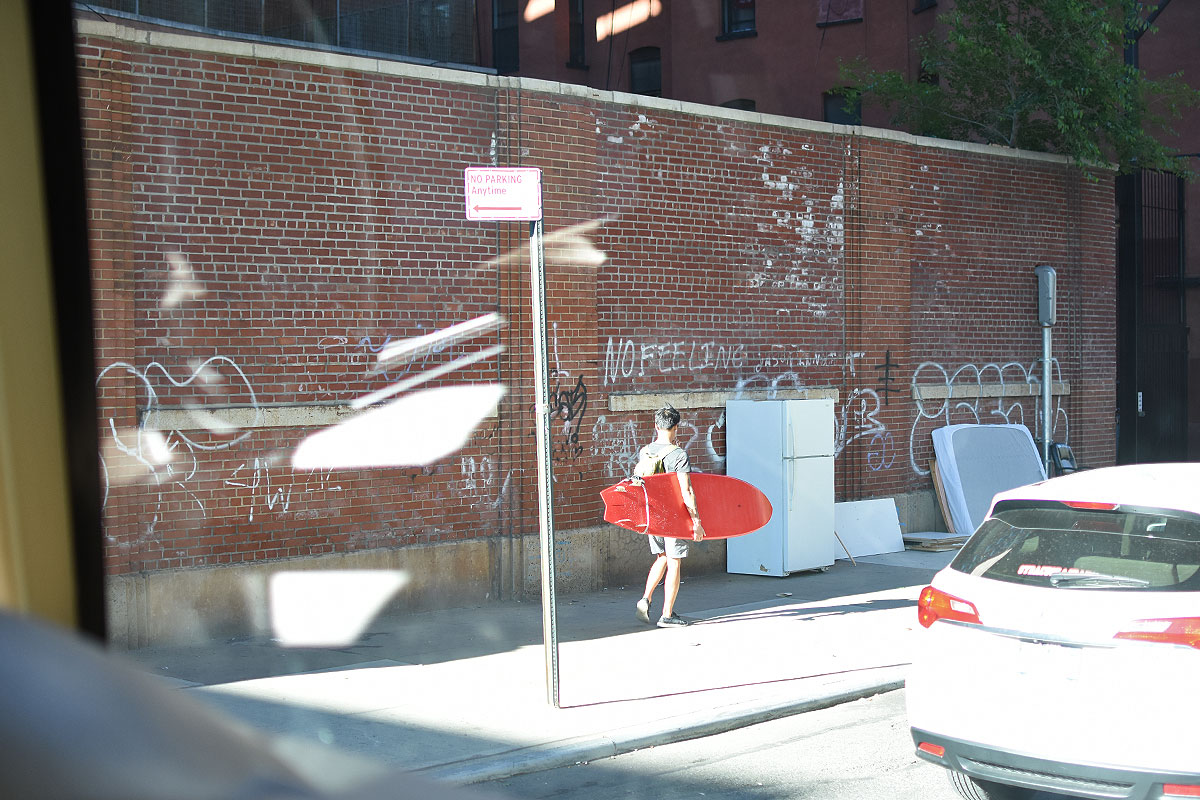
[833,498,904,558]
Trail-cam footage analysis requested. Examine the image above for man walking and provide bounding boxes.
[633,405,705,628]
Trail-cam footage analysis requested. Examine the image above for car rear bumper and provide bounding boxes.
[911,728,1200,800]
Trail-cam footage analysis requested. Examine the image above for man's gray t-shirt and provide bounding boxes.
[637,442,694,557]
[638,442,690,474]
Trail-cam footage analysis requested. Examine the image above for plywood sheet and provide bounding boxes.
[929,458,955,535]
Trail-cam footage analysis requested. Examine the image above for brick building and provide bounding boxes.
[76,16,1115,647]
[478,0,1200,464]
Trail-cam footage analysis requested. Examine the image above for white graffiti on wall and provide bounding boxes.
[603,337,748,385]
[96,356,260,537]
[589,412,727,482]
[841,387,895,471]
[603,338,864,387]
[225,458,291,522]
[591,414,642,481]
[100,343,1070,538]
[909,360,1068,476]
[459,454,512,511]
[101,319,508,535]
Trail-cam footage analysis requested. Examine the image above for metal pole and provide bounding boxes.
[1043,326,1052,475]
[529,218,560,707]
[1035,264,1057,475]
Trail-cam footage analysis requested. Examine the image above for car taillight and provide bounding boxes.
[1114,618,1200,649]
[917,741,945,758]
[1061,501,1120,511]
[1164,785,1200,798]
[917,586,982,629]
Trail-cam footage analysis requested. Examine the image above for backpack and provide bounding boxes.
[632,444,681,480]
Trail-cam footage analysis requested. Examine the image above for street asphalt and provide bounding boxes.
[118,548,957,794]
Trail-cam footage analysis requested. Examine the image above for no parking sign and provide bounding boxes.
[463,167,542,221]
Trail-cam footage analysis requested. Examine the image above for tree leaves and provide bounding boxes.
[837,0,1198,177]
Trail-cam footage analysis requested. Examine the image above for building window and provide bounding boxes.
[629,47,662,96]
[87,0,480,64]
[913,0,937,12]
[823,91,861,125]
[817,0,863,27]
[494,0,519,73]
[568,0,586,68]
[718,0,756,40]
[721,98,757,112]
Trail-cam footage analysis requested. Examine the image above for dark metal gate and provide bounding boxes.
[1117,170,1188,464]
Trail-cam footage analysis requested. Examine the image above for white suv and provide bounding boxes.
[907,463,1200,800]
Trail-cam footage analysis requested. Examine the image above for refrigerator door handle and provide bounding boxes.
[782,458,792,569]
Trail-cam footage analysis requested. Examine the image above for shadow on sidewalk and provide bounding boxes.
[695,598,915,625]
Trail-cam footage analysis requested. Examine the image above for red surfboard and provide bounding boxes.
[601,473,773,539]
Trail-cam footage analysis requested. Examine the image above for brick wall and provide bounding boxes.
[76,23,1117,590]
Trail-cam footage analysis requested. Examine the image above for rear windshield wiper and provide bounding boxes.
[1048,573,1150,589]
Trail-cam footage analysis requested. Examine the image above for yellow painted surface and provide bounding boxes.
[0,2,79,626]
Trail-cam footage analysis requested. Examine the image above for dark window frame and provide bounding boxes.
[717,0,756,42]
[816,0,863,28]
[567,0,587,69]
[493,0,520,73]
[721,98,757,112]
[629,46,662,97]
[822,90,861,126]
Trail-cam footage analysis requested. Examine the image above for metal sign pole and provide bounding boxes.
[1043,326,1052,474]
[529,217,560,707]
[462,166,556,705]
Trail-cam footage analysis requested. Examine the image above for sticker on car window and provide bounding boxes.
[1017,565,1099,577]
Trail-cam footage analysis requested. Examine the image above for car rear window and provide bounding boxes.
[950,503,1200,591]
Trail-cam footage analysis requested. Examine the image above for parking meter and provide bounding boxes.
[1035,264,1057,327]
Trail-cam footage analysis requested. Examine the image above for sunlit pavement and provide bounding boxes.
[122,549,956,785]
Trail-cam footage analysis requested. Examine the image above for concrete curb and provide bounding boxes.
[421,671,907,785]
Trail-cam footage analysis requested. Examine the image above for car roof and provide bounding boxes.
[989,462,1200,517]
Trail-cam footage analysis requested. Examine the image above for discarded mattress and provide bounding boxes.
[931,424,1046,536]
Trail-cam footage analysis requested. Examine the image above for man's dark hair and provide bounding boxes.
[654,405,681,430]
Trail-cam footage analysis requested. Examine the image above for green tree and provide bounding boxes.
[838,0,1198,176]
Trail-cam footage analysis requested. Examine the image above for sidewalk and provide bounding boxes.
[120,548,956,790]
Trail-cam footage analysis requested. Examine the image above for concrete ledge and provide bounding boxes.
[142,402,497,431]
[911,381,1070,401]
[609,388,839,412]
[143,404,354,432]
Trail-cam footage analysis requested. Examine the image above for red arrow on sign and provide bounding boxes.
[464,167,542,220]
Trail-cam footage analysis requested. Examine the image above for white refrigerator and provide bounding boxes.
[725,398,836,576]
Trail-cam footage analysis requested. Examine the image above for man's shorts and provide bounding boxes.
[649,534,689,559]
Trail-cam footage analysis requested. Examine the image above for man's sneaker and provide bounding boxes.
[657,614,690,628]
[635,597,652,624]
